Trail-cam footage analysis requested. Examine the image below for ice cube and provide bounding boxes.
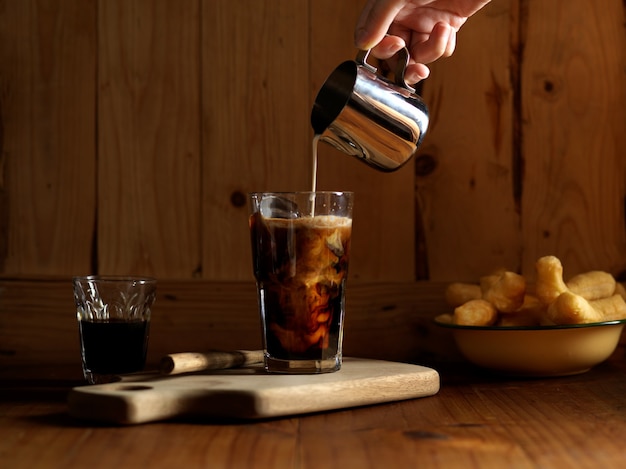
[259,195,300,219]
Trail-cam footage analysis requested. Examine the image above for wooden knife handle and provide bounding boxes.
[159,350,264,375]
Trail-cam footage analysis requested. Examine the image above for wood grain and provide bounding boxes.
[419,0,520,281]
[1,0,624,283]
[520,0,626,277]
[67,359,440,423]
[1,0,626,381]
[98,0,201,277]
[3,349,626,468]
[0,278,455,380]
[0,0,96,275]
[202,0,311,280]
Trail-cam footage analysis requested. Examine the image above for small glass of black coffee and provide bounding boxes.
[249,192,353,373]
[72,276,156,384]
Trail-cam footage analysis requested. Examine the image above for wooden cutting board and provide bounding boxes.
[67,358,439,424]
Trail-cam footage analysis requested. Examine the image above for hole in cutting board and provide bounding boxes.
[114,385,153,392]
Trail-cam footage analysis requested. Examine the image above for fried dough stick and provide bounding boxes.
[453,299,498,326]
[445,282,481,307]
[480,271,526,313]
[535,256,568,306]
[566,271,616,300]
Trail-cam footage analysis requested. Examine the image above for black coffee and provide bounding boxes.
[79,319,149,375]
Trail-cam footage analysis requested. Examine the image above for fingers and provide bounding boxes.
[409,22,457,65]
[441,23,457,57]
[355,0,407,50]
[357,13,456,84]
[368,37,431,84]
[368,41,431,84]
[404,63,430,84]
[404,23,455,83]
[369,34,406,59]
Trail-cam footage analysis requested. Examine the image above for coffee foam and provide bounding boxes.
[263,215,352,229]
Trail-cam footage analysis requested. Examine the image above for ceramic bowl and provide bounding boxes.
[434,315,626,376]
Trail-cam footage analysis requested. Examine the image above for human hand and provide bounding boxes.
[355,0,491,84]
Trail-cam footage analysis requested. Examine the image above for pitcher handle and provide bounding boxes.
[355,47,416,94]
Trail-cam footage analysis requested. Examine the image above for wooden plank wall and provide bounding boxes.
[3,0,624,282]
[0,0,96,276]
[519,0,626,277]
[1,0,625,378]
[418,0,520,280]
[420,0,626,280]
[0,0,416,283]
[98,1,202,277]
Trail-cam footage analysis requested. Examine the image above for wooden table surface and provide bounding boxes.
[2,347,626,469]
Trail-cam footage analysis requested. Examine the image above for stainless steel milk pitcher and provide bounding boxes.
[311,48,429,172]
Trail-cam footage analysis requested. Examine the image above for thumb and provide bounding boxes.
[355,0,407,50]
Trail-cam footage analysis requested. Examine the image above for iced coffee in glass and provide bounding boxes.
[249,192,353,373]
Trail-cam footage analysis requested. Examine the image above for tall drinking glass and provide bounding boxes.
[249,192,353,373]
